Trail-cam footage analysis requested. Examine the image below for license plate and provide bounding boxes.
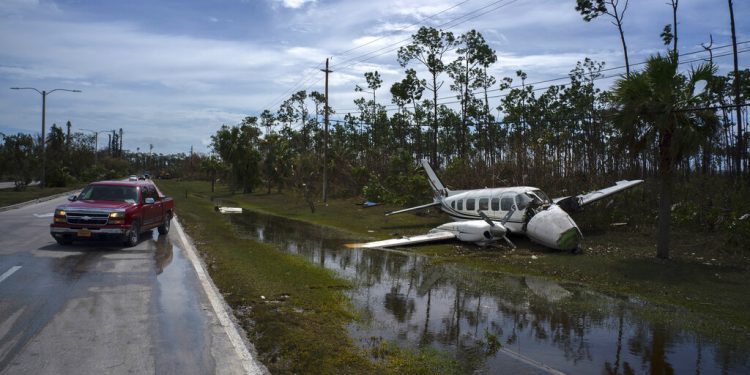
[77,228,92,237]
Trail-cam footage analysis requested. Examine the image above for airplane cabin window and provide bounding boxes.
[500,197,514,211]
[479,198,489,211]
[467,199,475,211]
[491,198,500,211]
[451,201,455,209]
[457,200,463,210]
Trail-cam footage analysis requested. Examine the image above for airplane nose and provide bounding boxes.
[525,205,582,250]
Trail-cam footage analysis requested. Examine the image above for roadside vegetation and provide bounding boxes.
[159,179,750,372]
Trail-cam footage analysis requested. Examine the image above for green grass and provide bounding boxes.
[0,185,83,207]
[157,180,750,371]
[169,181,750,333]
[158,180,462,374]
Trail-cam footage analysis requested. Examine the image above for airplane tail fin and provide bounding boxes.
[420,159,448,197]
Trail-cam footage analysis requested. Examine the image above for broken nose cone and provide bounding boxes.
[526,205,582,250]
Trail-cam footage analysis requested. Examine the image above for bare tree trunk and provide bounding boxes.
[657,130,673,259]
[610,0,631,76]
[728,0,744,175]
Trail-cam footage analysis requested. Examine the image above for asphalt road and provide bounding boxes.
[0,195,267,374]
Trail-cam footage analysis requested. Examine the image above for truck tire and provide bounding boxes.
[158,214,171,235]
[124,221,140,247]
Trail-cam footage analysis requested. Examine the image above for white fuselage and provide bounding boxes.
[437,187,582,250]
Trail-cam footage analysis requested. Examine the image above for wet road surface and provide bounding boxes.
[229,210,750,375]
[0,195,265,374]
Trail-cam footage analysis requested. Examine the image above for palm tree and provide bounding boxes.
[613,51,717,259]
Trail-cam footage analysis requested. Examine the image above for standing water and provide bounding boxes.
[228,210,749,374]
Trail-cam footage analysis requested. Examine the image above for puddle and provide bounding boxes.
[228,211,750,374]
[151,234,214,373]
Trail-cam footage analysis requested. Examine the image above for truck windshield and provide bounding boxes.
[79,185,138,204]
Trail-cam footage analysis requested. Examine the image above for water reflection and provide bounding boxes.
[228,211,750,374]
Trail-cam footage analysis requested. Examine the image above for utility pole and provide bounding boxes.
[119,128,123,157]
[728,0,744,175]
[321,58,332,203]
[10,87,81,188]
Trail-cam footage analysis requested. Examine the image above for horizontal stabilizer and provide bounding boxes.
[346,231,456,249]
[386,201,442,216]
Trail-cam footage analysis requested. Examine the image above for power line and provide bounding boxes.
[262,0,523,112]
[333,0,473,58]
[259,0,478,112]
[334,44,750,114]
[330,0,521,73]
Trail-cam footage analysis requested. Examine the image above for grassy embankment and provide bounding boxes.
[0,185,83,208]
[157,180,461,374]
[163,180,750,330]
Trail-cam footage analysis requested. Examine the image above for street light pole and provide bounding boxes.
[10,87,81,188]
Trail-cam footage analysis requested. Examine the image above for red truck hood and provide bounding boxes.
[59,200,135,211]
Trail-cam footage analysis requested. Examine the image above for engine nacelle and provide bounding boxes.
[433,220,507,245]
[526,205,582,250]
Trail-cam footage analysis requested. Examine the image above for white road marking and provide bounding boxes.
[0,266,22,284]
[34,213,54,218]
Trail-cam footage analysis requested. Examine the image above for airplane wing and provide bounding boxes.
[553,179,643,212]
[346,230,456,249]
[385,201,442,216]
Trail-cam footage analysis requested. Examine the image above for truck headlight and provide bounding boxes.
[108,211,125,224]
[54,209,66,223]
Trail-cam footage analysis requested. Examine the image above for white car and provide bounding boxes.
[128,175,138,181]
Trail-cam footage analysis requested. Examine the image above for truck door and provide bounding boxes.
[142,185,161,228]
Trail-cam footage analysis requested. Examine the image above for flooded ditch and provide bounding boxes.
[227,210,749,374]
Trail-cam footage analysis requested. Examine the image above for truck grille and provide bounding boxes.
[66,212,109,226]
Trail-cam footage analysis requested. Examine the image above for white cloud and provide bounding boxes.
[274,0,317,9]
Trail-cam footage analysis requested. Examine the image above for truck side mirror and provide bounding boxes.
[67,195,77,201]
[144,197,155,205]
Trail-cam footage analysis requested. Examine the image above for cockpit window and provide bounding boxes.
[516,193,532,210]
[530,190,551,204]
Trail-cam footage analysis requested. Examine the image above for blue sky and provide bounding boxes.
[1,0,748,155]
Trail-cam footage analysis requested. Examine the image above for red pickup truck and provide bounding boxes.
[50,180,174,247]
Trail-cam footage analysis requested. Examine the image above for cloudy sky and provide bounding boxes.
[1,0,747,155]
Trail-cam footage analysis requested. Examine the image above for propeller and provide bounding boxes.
[477,211,516,248]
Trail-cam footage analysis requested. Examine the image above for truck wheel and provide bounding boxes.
[158,214,171,235]
[124,221,140,247]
